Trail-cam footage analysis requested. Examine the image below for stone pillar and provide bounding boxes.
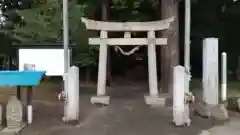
[147,31,159,97]
[202,38,219,105]
[144,31,166,106]
[63,66,79,122]
[173,66,190,126]
[91,31,110,105]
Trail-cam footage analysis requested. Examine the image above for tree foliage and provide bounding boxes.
[0,0,239,76]
[11,0,84,43]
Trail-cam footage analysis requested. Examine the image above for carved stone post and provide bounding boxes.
[6,96,23,129]
[202,38,219,105]
[173,66,190,126]
[63,66,79,122]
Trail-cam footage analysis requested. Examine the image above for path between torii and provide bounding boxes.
[3,81,239,135]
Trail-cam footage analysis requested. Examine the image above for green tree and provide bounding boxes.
[12,0,84,43]
[8,0,100,81]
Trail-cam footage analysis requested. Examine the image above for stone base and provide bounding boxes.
[194,103,229,121]
[194,102,211,118]
[210,104,229,121]
[91,96,110,105]
[0,124,26,135]
[62,117,79,125]
[144,95,169,106]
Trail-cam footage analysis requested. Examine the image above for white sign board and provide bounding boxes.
[18,49,70,76]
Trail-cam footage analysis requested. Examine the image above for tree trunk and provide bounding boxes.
[85,67,91,83]
[161,0,179,93]
[101,0,112,86]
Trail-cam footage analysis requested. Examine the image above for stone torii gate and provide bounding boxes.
[81,17,174,105]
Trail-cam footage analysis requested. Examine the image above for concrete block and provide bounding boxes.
[144,95,167,106]
[91,96,110,105]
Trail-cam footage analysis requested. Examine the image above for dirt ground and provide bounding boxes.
[1,80,240,135]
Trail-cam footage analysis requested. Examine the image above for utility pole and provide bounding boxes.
[63,0,69,74]
[184,0,191,92]
[63,0,70,121]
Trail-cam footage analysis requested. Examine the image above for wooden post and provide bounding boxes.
[203,38,219,105]
[17,86,21,100]
[26,86,33,106]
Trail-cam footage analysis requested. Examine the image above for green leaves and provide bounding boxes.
[73,46,99,68]
[110,0,157,21]
[12,0,85,43]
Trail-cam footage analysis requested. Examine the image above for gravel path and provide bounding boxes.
[1,81,238,135]
[20,96,240,135]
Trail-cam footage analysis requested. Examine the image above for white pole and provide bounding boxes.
[184,0,191,76]
[27,105,33,124]
[184,0,191,108]
[63,0,70,121]
[63,1,69,73]
[221,52,227,101]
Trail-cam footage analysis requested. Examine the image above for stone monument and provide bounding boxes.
[202,38,219,105]
[63,66,79,123]
[6,95,23,129]
[173,65,191,126]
